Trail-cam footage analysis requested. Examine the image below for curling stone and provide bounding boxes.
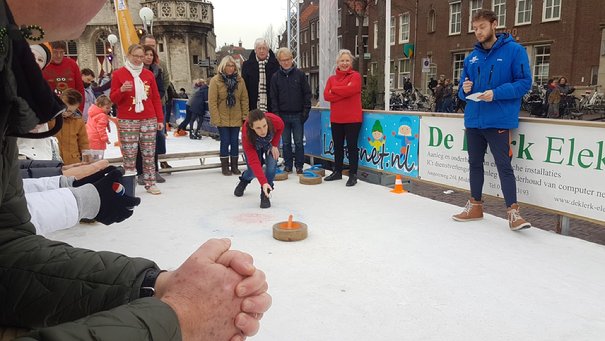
[272,215,308,241]
[274,168,289,181]
[299,170,322,185]
[307,164,325,177]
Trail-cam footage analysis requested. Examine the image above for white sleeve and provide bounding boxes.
[25,188,80,236]
[22,176,62,193]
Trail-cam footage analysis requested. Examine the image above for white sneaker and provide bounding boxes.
[146,185,161,195]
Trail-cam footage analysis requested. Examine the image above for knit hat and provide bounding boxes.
[30,43,51,70]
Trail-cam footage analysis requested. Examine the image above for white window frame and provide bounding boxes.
[427,9,436,33]
[515,0,532,26]
[389,60,395,90]
[311,45,316,67]
[311,22,316,40]
[355,35,369,56]
[468,0,483,33]
[397,58,411,89]
[399,12,410,44]
[356,16,369,26]
[449,2,462,35]
[542,0,561,22]
[373,21,379,49]
[452,52,468,83]
[493,0,507,28]
[533,45,551,86]
[390,16,396,45]
[370,62,378,76]
[338,8,342,28]
[337,35,342,50]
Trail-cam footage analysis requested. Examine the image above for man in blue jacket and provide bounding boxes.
[453,9,532,231]
[270,47,312,174]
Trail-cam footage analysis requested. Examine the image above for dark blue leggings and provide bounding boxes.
[466,128,517,207]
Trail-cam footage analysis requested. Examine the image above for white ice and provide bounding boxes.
[47,123,605,341]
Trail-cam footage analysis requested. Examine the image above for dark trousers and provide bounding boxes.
[466,128,517,207]
[218,126,241,157]
[178,106,193,131]
[281,113,305,169]
[331,122,362,175]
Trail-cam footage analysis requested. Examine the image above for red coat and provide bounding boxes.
[43,57,86,112]
[242,113,284,186]
[86,104,110,150]
[323,68,363,123]
[110,67,164,123]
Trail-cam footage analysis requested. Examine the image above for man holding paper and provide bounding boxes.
[453,9,532,231]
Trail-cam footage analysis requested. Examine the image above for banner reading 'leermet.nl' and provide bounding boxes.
[419,116,605,223]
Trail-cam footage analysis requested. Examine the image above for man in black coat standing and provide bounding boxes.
[270,47,311,174]
[242,38,279,112]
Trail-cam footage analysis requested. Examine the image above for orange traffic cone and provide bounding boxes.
[391,174,407,194]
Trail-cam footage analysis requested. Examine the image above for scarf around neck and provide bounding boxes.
[221,72,238,107]
[125,60,147,113]
[257,57,268,111]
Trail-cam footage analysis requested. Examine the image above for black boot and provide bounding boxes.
[324,171,342,181]
[234,179,250,197]
[346,173,357,187]
[220,157,232,176]
[230,156,241,175]
[189,129,196,139]
[260,191,271,209]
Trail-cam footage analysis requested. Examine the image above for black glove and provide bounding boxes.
[93,168,141,225]
[73,165,119,187]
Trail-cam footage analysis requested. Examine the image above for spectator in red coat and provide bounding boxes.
[43,41,85,112]
[233,110,284,209]
[323,49,363,187]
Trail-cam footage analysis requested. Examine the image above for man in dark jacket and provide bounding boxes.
[0,1,271,339]
[270,47,311,174]
[242,38,279,112]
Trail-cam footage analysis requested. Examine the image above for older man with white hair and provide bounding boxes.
[242,38,279,113]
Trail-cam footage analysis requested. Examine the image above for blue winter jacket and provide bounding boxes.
[458,33,531,129]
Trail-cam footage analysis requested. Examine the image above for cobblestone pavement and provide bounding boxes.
[405,180,605,246]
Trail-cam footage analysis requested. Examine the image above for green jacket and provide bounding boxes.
[0,1,181,339]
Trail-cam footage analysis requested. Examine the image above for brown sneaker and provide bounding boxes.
[452,199,484,222]
[507,203,531,231]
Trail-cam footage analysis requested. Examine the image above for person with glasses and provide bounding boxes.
[270,47,311,174]
[209,55,249,176]
[42,41,86,113]
[110,44,165,195]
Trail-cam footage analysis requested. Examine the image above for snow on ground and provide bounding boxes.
[48,124,605,340]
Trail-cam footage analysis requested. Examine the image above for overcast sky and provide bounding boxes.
[213,0,289,50]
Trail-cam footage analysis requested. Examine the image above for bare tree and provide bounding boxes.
[264,24,277,50]
[344,0,375,80]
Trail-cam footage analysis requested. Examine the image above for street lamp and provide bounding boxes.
[139,7,154,35]
[107,33,118,70]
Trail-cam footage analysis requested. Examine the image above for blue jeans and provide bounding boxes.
[240,149,277,189]
[218,126,241,157]
[281,114,305,169]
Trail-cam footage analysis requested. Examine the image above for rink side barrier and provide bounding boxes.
[304,108,605,226]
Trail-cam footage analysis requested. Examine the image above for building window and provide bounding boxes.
[468,0,483,32]
[370,62,378,76]
[337,35,342,50]
[452,52,467,83]
[389,60,395,90]
[493,0,507,28]
[193,55,199,65]
[338,8,341,28]
[390,16,396,45]
[354,35,369,56]
[591,65,599,85]
[516,0,532,25]
[311,45,315,66]
[533,45,550,85]
[311,23,316,40]
[449,2,462,35]
[356,16,369,26]
[399,12,410,44]
[543,0,561,22]
[158,42,164,53]
[397,58,411,89]
[373,21,379,49]
[64,40,78,60]
[427,9,436,33]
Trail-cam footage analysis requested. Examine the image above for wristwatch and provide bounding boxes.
[140,268,166,298]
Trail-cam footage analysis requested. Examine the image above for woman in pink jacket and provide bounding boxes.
[323,49,363,187]
[85,95,112,152]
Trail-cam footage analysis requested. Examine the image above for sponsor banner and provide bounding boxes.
[419,117,605,222]
[319,111,420,177]
[115,0,139,61]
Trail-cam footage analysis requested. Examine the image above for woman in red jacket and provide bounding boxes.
[110,44,164,195]
[233,109,284,209]
[323,49,363,187]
